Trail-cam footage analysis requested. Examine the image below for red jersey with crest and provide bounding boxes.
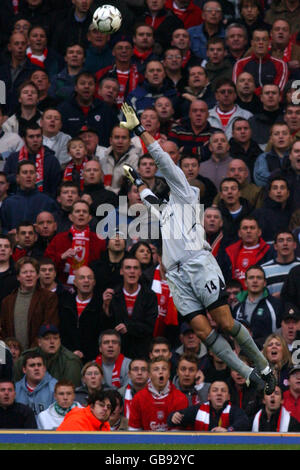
[128,382,188,431]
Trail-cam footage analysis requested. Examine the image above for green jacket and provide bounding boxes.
[13,345,82,387]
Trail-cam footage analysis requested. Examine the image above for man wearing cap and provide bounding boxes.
[283,365,300,422]
[277,305,300,352]
[95,34,142,109]
[252,385,300,432]
[13,324,82,387]
[172,323,208,372]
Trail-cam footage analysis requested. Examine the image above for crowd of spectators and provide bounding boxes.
[0,0,300,433]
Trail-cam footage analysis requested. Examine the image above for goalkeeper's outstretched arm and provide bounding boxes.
[120,103,196,203]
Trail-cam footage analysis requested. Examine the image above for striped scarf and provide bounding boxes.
[252,406,291,432]
[124,384,134,419]
[95,353,125,389]
[26,47,48,68]
[63,158,88,191]
[195,401,231,431]
[66,225,90,284]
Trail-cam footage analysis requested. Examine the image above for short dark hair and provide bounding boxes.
[149,336,171,352]
[232,117,250,132]
[54,380,75,393]
[75,71,96,85]
[268,176,290,191]
[179,154,200,167]
[16,220,35,232]
[39,257,57,270]
[17,80,39,98]
[57,180,80,195]
[0,379,15,389]
[220,177,241,191]
[274,230,296,243]
[214,77,236,92]
[22,351,44,368]
[87,389,117,413]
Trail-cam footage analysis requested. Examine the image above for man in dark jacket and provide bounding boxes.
[127,60,178,116]
[138,0,184,51]
[217,177,254,245]
[59,266,111,363]
[50,0,93,54]
[252,177,293,244]
[0,379,37,429]
[0,235,18,305]
[1,161,58,233]
[58,72,119,146]
[0,32,38,115]
[270,140,300,213]
[13,324,82,387]
[4,123,62,198]
[168,380,250,431]
[102,255,158,358]
[82,160,118,219]
[233,265,284,343]
[90,230,126,296]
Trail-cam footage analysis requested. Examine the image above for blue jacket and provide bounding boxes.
[254,148,289,187]
[84,44,114,75]
[4,145,62,198]
[15,371,57,416]
[127,79,179,116]
[1,188,58,233]
[187,23,225,60]
[58,96,119,146]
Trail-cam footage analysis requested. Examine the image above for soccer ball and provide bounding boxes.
[92,5,122,34]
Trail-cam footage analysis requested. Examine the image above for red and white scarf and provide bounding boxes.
[124,384,134,419]
[152,265,178,337]
[252,406,291,432]
[66,225,90,284]
[19,145,44,192]
[95,353,125,389]
[195,401,231,431]
[26,47,48,68]
[63,158,88,191]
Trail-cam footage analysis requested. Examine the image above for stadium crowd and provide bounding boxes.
[0,0,300,433]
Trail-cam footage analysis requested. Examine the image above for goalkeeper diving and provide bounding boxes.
[120,102,276,394]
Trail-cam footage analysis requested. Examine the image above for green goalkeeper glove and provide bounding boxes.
[120,103,146,136]
[123,164,145,188]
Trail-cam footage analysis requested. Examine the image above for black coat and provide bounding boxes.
[83,183,119,218]
[90,250,125,295]
[167,400,250,431]
[252,197,293,244]
[108,283,158,358]
[58,96,118,146]
[218,197,254,245]
[281,264,300,310]
[59,291,111,363]
[0,402,37,429]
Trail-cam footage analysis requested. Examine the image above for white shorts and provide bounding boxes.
[166,250,227,318]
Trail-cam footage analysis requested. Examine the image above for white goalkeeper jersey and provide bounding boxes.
[140,141,208,271]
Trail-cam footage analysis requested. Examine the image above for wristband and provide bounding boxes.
[135,177,145,188]
[134,124,146,136]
